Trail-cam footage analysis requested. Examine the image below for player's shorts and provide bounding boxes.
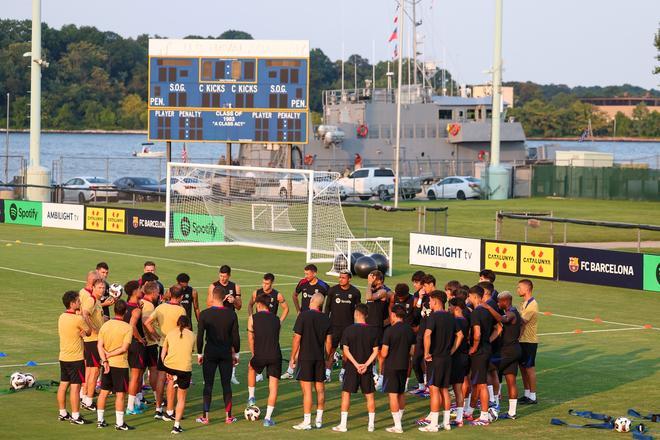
[498,344,521,376]
[382,369,407,394]
[163,367,192,390]
[370,326,384,346]
[469,348,491,385]
[250,357,282,379]
[426,356,452,389]
[60,360,85,384]
[450,353,469,385]
[331,325,348,348]
[488,351,502,372]
[101,366,129,393]
[157,346,166,371]
[342,366,375,394]
[520,342,538,368]
[145,344,159,368]
[128,340,146,370]
[83,341,101,368]
[295,360,325,382]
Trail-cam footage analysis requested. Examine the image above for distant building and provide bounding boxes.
[470,85,515,108]
[579,96,660,120]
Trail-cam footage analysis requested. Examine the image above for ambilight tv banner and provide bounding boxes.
[172,213,224,243]
[409,233,481,272]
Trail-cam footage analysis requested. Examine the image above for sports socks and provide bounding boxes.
[339,411,348,429]
[316,409,323,424]
[265,405,275,420]
[116,411,124,426]
[127,395,135,411]
[509,399,517,416]
[248,386,255,400]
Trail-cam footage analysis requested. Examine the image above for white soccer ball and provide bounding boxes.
[23,373,35,388]
[109,283,123,299]
[614,417,631,433]
[488,407,499,422]
[244,405,261,421]
[10,372,26,390]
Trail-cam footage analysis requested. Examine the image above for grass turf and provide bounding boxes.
[0,198,659,439]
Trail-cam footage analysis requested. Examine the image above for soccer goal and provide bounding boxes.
[328,237,394,277]
[165,162,360,263]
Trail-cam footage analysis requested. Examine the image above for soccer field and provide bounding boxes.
[0,199,659,439]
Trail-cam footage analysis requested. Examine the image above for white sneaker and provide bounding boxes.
[367,424,375,432]
[442,424,451,431]
[293,422,312,430]
[386,426,403,433]
[315,420,323,429]
[280,371,294,380]
[256,373,264,383]
[231,375,240,385]
[332,425,347,432]
[418,424,439,432]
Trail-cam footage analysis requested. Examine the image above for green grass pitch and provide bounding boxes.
[0,198,659,439]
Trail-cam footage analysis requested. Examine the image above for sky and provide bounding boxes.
[4,0,659,90]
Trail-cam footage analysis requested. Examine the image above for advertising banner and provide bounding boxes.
[105,208,126,233]
[409,233,481,272]
[557,246,643,290]
[85,206,106,231]
[172,213,224,243]
[4,200,42,226]
[642,254,660,292]
[126,209,166,237]
[42,203,84,230]
[483,241,518,274]
[519,244,556,279]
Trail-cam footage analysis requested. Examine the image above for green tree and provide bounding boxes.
[99,107,117,129]
[654,24,659,75]
[218,30,253,39]
[53,103,77,129]
[117,94,147,129]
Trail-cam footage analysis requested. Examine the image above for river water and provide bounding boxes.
[1,132,659,183]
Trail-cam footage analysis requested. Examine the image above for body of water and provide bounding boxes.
[1,132,659,183]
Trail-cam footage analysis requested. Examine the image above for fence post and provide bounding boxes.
[549,219,554,244]
[363,208,368,238]
[637,228,641,253]
[495,210,501,240]
[563,222,567,244]
[524,220,528,243]
[444,209,448,235]
[417,206,422,232]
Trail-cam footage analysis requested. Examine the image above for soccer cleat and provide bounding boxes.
[315,420,323,429]
[115,423,135,431]
[367,424,375,432]
[247,397,256,406]
[292,422,312,430]
[225,416,238,424]
[464,414,478,422]
[418,424,438,432]
[81,401,97,411]
[58,412,72,422]
[386,426,404,433]
[517,396,531,404]
[332,425,347,432]
[97,420,108,428]
[450,420,464,428]
[442,424,451,431]
[470,419,490,426]
[280,371,294,380]
[526,399,538,405]
[263,418,276,427]
[488,401,500,411]
[153,411,163,420]
[171,425,183,434]
[415,418,431,426]
[70,416,88,425]
[126,408,143,415]
[195,417,209,425]
[231,375,240,385]
[499,413,517,420]
[136,402,147,411]
[256,373,264,383]
[162,412,175,421]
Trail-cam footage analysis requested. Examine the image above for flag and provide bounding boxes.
[393,44,398,59]
[182,144,188,162]
[388,27,398,43]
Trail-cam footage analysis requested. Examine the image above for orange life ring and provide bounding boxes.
[304,154,314,166]
[478,150,488,161]
[448,123,460,136]
[357,124,369,138]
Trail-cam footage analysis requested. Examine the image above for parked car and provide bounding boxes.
[426,176,481,200]
[113,177,166,200]
[277,173,342,199]
[62,176,119,203]
[160,176,212,197]
[338,167,421,201]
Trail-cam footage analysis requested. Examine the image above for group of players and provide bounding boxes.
[57,260,539,434]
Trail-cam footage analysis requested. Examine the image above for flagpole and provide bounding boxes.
[394,0,404,208]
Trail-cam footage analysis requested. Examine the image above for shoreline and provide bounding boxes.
[0,129,146,135]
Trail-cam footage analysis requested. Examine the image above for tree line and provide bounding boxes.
[0,19,658,137]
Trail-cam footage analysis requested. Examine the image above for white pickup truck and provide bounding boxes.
[338,167,421,201]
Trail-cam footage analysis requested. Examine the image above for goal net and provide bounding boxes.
[328,237,394,277]
[165,162,356,262]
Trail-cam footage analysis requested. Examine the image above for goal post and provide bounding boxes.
[165,162,358,262]
[327,237,394,277]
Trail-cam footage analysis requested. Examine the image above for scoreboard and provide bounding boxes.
[148,39,309,144]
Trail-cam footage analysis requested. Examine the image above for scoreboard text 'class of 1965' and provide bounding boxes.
[147,39,309,144]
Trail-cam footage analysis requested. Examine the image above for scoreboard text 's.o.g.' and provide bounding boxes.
[147,39,309,144]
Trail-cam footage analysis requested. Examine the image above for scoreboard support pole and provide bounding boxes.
[227,143,232,165]
[166,141,172,163]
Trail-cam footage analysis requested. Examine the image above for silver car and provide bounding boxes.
[62,176,119,203]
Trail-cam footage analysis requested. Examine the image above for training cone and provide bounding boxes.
[594,317,603,323]
[643,324,652,329]
[543,311,552,316]
[26,361,38,366]
[574,329,583,334]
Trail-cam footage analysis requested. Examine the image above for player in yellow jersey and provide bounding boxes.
[162,315,195,434]
[80,274,105,411]
[140,282,161,405]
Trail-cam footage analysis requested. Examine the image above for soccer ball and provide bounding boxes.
[10,372,26,390]
[23,373,35,388]
[333,351,342,368]
[244,405,260,421]
[613,417,631,433]
[109,283,123,299]
[487,407,499,422]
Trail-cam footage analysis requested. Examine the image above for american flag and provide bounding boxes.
[182,144,189,162]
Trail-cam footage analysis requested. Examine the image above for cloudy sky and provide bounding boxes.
[5,0,659,89]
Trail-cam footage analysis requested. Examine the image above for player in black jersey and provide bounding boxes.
[122,281,147,415]
[293,264,329,313]
[332,304,379,433]
[448,295,470,427]
[248,273,289,320]
[290,293,332,430]
[411,274,436,406]
[479,269,499,299]
[207,265,242,384]
[390,283,415,325]
[176,273,200,330]
[196,286,240,425]
[366,270,391,389]
[495,291,522,420]
[96,262,114,319]
[466,285,495,426]
[140,272,164,305]
[324,271,361,382]
[409,271,428,396]
[478,281,502,409]
[247,294,283,427]
[381,304,416,433]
